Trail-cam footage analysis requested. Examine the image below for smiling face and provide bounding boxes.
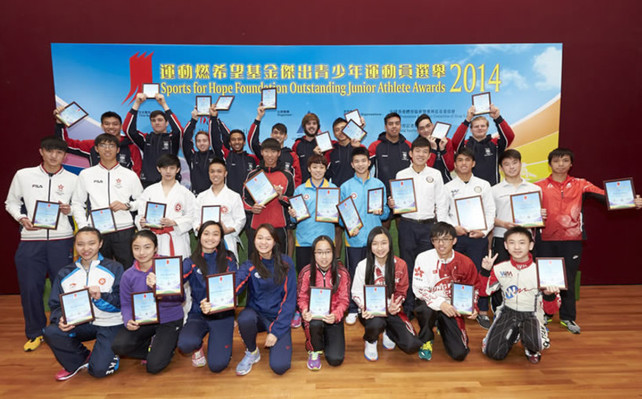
[333,121,348,143]
[314,239,333,271]
[416,118,433,138]
[431,233,456,259]
[470,118,489,140]
[200,224,222,253]
[385,116,401,140]
[410,146,431,168]
[39,148,66,170]
[308,162,327,182]
[304,120,319,137]
[229,131,246,152]
[208,162,227,187]
[75,231,103,263]
[254,227,276,259]
[371,233,390,263]
[195,132,210,152]
[500,156,522,179]
[261,148,280,168]
[95,141,119,163]
[150,114,168,134]
[351,154,371,176]
[271,128,287,144]
[454,154,475,177]
[504,232,534,263]
[101,116,122,136]
[132,236,157,266]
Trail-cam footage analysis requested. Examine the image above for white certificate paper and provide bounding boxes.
[32,200,61,229]
[196,96,212,116]
[390,178,417,214]
[309,287,331,319]
[132,292,159,325]
[367,188,384,214]
[536,258,568,290]
[472,92,491,114]
[60,289,94,326]
[215,95,235,110]
[201,205,221,224]
[510,191,544,228]
[364,285,387,317]
[337,197,363,237]
[454,195,487,231]
[207,272,236,313]
[451,283,474,315]
[341,120,366,141]
[142,83,160,98]
[261,88,277,109]
[315,131,333,153]
[315,188,340,223]
[245,171,278,206]
[289,195,310,222]
[154,257,183,296]
[145,202,166,229]
[57,102,88,127]
[604,178,636,210]
[431,122,451,140]
[344,109,362,125]
[90,208,117,234]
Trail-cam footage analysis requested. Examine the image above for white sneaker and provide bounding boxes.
[364,340,378,361]
[345,313,358,325]
[382,331,396,350]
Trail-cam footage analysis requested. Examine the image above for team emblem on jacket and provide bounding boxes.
[99,278,106,285]
[119,154,126,163]
[401,152,408,161]
[56,184,65,195]
[351,192,357,200]
[162,141,169,150]
[254,272,262,279]
[484,148,492,156]
[426,177,434,183]
[175,203,182,212]
[474,186,482,193]
[303,194,310,200]
[115,178,122,189]
[222,205,229,214]
[285,162,291,170]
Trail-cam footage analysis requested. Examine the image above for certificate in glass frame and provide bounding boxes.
[132,291,159,325]
[32,200,61,230]
[153,256,183,296]
[451,283,474,315]
[536,257,568,290]
[201,205,221,224]
[367,188,384,214]
[261,88,277,109]
[510,191,544,228]
[454,195,487,231]
[244,170,278,206]
[142,83,160,98]
[60,288,95,326]
[604,178,636,210]
[309,287,331,320]
[206,272,236,314]
[144,202,166,229]
[341,120,367,142]
[337,197,364,237]
[56,102,88,127]
[344,109,362,126]
[389,178,417,214]
[315,131,333,153]
[289,194,310,222]
[364,285,387,317]
[431,122,451,140]
[195,96,212,116]
[472,92,491,115]
[90,208,117,234]
[215,95,235,111]
[315,187,340,223]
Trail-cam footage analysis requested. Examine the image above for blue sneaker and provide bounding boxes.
[236,348,261,376]
[418,341,432,361]
[105,355,119,376]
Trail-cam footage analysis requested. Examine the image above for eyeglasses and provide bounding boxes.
[431,237,454,243]
[314,250,333,257]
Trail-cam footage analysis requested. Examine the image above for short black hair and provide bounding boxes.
[261,138,282,152]
[40,136,68,152]
[157,153,180,168]
[229,129,246,141]
[351,146,370,161]
[505,226,534,243]
[414,114,432,128]
[208,157,226,170]
[430,222,457,239]
[101,111,122,124]
[384,112,401,124]
[94,133,119,147]
[271,123,287,135]
[456,147,475,162]
[74,226,103,244]
[332,117,348,130]
[149,110,167,121]
[547,147,574,164]
[411,136,431,151]
[499,149,522,165]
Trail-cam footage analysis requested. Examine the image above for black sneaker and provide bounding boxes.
[525,348,541,364]
[476,314,491,330]
[105,355,119,376]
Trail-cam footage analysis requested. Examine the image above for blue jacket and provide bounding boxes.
[236,255,296,339]
[291,179,337,247]
[182,251,238,318]
[340,173,390,248]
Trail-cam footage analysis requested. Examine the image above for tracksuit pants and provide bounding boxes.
[177,313,234,373]
[237,307,291,375]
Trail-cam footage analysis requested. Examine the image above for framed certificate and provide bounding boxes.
[604,178,636,210]
[215,95,235,111]
[337,197,363,237]
[195,96,212,116]
[389,178,417,214]
[201,205,221,224]
[451,283,474,315]
[367,188,384,214]
[244,170,278,206]
[206,272,236,313]
[90,208,117,234]
[32,200,61,230]
[289,194,310,222]
[315,131,333,153]
[536,258,568,290]
[472,92,491,115]
[315,187,340,223]
[341,120,367,142]
[261,87,277,109]
[56,102,88,127]
[153,256,183,296]
[454,195,487,231]
[510,191,544,228]
[431,122,451,140]
[131,291,159,325]
[142,83,160,98]
[144,202,166,229]
[364,285,387,317]
[309,287,331,320]
[344,109,362,126]
[60,288,95,326]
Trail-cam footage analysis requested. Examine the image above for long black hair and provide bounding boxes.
[309,235,341,294]
[191,221,229,276]
[250,223,288,284]
[364,226,396,296]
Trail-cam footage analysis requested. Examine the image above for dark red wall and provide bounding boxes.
[1,0,640,292]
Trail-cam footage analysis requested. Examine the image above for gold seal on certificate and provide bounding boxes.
[144,202,167,229]
[32,200,61,230]
[431,122,451,140]
[289,194,310,222]
[315,187,340,223]
[261,88,277,109]
[201,205,221,224]
[90,208,117,234]
[367,188,384,214]
[364,285,387,317]
[309,287,331,319]
[206,272,236,314]
[142,83,160,98]
[195,96,212,116]
[244,170,278,206]
[389,178,417,214]
[510,191,544,228]
[454,195,487,231]
[472,92,491,115]
[56,102,89,127]
[604,178,636,210]
[451,283,474,315]
[154,256,183,296]
[337,197,364,237]
[341,120,367,142]
[215,95,235,111]
[315,131,333,153]
[536,258,567,290]
[60,288,95,326]
[344,109,363,126]
[132,291,159,325]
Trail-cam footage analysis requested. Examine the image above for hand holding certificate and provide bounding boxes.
[142,83,160,98]
[201,205,221,224]
[451,283,474,315]
[431,122,451,140]
[245,171,278,206]
[289,194,310,222]
[309,287,331,319]
[90,208,117,234]
[367,188,384,214]
[389,178,417,214]
[196,96,212,116]
[261,88,277,109]
[364,285,387,317]
[32,200,61,229]
[472,92,491,115]
[132,291,159,325]
[536,258,567,290]
[341,120,367,142]
[337,197,363,237]
[206,272,236,313]
[454,195,487,231]
[510,191,544,228]
[604,178,636,210]
[144,202,167,229]
[56,102,88,127]
[315,188,340,223]
[214,95,235,111]
[154,257,183,296]
[315,131,333,153]
[344,109,363,126]
[60,288,95,326]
